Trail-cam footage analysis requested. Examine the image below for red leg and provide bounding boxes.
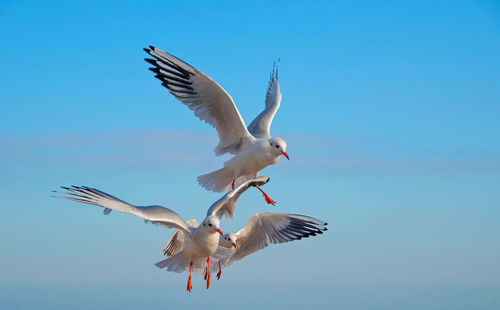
[187,262,193,292]
[217,260,222,280]
[232,179,235,190]
[256,186,276,206]
[206,257,211,289]
[204,267,208,280]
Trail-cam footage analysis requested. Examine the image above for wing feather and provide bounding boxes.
[206,176,270,220]
[221,213,327,265]
[163,219,198,257]
[145,46,255,155]
[247,61,282,139]
[55,186,193,233]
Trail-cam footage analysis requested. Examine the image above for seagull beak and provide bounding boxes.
[216,228,223,235]
[232,242,237,248]
[282,151,290,160]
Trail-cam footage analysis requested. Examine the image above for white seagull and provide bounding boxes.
[55,177,269,291]
[212,213,327,278]
[144,46,289,205]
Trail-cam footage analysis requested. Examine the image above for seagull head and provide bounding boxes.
[203,215,223,235]
[269,137,289,160]
[223,233,238,248]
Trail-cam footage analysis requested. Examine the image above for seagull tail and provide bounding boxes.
[155,254,210,275]
[197,167,234,193]
[155,252,189,273]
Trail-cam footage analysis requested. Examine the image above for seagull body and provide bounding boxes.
[56,177,269,291]
[162,177,272,262]
[199,138,285,195]
[144,46,288,203]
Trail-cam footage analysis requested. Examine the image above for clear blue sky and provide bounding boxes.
[1,1,499,309]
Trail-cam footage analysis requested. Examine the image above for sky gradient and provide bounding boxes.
[1,1,499,309]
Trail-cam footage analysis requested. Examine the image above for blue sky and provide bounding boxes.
[1,1,499,309]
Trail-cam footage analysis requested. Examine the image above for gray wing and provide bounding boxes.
[221,213,327,265]
[55,186,193,233]
[247,61,282,139]
[145,46,255,155]
[163,219,199,256]
[206,176,270,220]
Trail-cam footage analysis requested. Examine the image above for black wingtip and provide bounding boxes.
[324,227,328,231]
[145,58,157,66]
[143,48,151,54]
[148,67,160,74]
[149,45,156,51]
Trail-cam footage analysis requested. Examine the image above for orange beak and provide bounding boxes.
[232,242,237,248]
[216,228,223,235]
[282,151,289,160]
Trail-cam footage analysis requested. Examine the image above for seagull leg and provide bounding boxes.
[217,260,222,280]
[206,257,211,289]
[204,267,208,280]
[256,186,276,206]
[232,179,235,190]
[187,261,193,292]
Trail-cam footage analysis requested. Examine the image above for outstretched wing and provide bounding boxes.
[221,213,327,265]
[247,61,282,139]
[206,176,270,220]
[55,186,193,233]
[145,46,255,155]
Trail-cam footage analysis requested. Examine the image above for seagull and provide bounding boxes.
[162,181,327,280]
[161,176,271,281]
[212,213,327,278]
[55,177,269,291]
[144,46,288,205]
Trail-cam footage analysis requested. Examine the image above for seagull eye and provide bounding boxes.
[208,223,212,227]
[275,144,280,148]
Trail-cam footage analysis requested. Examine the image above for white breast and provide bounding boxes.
[226,140,281,176]
[185,229,220,259]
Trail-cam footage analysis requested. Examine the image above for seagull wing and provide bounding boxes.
[206,176,270,220]
[145,46,255,155]
[247,62,282,139]
[163,219,199,256]
[56,186,193,233]
[221,213,327,265]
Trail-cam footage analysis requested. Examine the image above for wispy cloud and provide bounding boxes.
[1,129,499,176]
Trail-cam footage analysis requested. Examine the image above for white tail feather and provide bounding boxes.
[197,169,257,193]
[155,252,189,273]
[197,167,234,192]
[155,253,215,275]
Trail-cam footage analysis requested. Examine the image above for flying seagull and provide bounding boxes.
[55,177,269,291]
[212,213,327,278]
[162,176,272,280]
[144,46,288,205]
